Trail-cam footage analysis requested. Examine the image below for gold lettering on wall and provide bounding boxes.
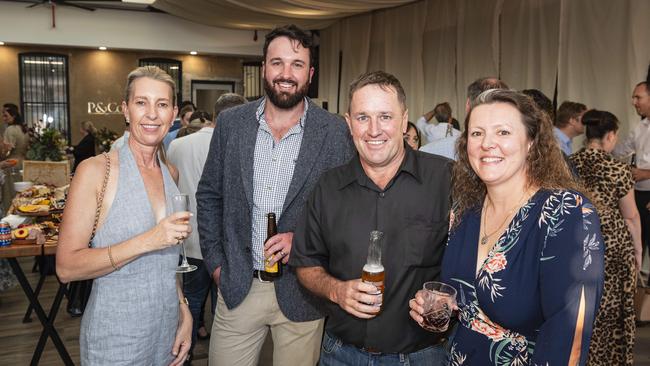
[87,102,123,115]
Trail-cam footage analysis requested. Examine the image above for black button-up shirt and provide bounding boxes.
[291,147,453,353]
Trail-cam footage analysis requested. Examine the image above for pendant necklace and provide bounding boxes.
[480,189,530,246]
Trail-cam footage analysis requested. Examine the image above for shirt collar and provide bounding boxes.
[255,96,309,128]
[337,144,422,190]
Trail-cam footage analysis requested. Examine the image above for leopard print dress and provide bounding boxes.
[571,148,636,365]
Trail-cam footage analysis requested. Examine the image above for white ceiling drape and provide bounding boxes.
[152,0,418,30]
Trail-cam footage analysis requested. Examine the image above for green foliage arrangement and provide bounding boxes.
[25,127,67,161]
[95,127,119,153]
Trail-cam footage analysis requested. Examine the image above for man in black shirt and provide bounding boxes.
[290,71,453,365]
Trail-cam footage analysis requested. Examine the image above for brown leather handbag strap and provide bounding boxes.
[89,152,110,247]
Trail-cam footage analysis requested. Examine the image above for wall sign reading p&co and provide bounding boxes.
[88,102,123,115]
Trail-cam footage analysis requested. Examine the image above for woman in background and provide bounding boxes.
[570,109,642,365]
[404,121,421,150]
[71,121,97,173]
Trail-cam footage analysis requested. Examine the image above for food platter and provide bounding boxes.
[16,208,64,217]
[11,238,38,245]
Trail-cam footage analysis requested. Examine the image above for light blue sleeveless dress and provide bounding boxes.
[80,142,181,365]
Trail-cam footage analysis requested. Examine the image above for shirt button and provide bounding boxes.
[272,157,277,162]
[379,192,385,198]
[267,186,273,191]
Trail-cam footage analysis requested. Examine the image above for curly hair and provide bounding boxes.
[452,89,584,224]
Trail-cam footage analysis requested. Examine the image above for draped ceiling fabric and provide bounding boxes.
[152,0,418,30]
[319,0,650,143]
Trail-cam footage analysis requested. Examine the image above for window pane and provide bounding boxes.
[19,54,70,138]
[138,58,182,104]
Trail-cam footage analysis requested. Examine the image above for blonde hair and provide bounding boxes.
[123,66,176,167]
[124,66,177,106]
[80,120,97,135]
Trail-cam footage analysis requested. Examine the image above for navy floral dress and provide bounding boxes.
[441,189,604,365]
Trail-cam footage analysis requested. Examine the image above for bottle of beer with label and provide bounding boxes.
[264,213,282,277]
[361,230,385,311]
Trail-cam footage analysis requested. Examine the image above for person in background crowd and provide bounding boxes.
[196,24,354,366]
[415,101,461,145]
[292,71,453,365]
[167,92,246,363]
[411,89,604,364]
[570,109,641,365]
[554,101,587,155]
[165,103,195,150]
[420,79,508,160]
[522,89,554,121]
[465,77,510,111]
[1,103,29,164]
[522,89,578,176]
[70,121,97,173]
[404,121,421,150]
[176,110,212,139]
[613,81,650,283]
[57,66,192,366]
[1,103,29,213]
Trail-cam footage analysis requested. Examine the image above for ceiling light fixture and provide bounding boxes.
[99,46,107,51]
[190,51,198,55]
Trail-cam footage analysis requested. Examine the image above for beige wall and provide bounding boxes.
[0,45,245,144]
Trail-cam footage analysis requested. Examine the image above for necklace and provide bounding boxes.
[480,189,530,246]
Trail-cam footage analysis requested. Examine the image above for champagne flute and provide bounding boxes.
[172,194,197,273]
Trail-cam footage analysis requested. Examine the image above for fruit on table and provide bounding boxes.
[13,228,29,239]
[18,204,49,213]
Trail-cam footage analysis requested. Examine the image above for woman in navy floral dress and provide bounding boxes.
[410,89,604,365]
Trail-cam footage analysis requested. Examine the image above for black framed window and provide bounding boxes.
[243,61,263,100]
[19,53,70,140]
[139,58,182,105]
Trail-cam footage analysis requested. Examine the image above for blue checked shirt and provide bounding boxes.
[251,97,308,270]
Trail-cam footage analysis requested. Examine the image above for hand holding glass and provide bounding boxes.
[172,194,197,273]
[421,281,456,332]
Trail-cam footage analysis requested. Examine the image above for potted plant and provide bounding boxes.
[95,127,119,153]
[23,126,70,187]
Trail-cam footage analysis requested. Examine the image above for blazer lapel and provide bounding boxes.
[239,104,259,211]
[282,107,328,213]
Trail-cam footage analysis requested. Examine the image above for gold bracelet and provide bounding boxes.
[179,297,189,306]
[107,245,121,271]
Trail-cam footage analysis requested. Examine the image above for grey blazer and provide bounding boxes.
[197,99,355,322]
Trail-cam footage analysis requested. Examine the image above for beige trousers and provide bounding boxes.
[209,279,324,366]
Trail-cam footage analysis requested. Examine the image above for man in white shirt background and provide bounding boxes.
[167,92,247,363]
[614,81,650,281]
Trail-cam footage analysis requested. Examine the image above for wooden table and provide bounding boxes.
[0,241,74,366]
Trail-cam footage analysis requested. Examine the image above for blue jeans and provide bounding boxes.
[319,331,449,366]
[182,257,217,351]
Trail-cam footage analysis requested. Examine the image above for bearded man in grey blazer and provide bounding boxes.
[196,24,354,366]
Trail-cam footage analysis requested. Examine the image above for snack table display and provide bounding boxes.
[0,184,73,365]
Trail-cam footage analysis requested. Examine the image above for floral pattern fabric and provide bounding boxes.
[441,190,604,365]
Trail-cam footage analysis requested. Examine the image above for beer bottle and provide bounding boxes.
[264,213,282,277]
[361,230,385,310]
[631,153,637,168]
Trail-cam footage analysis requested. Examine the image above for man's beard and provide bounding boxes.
[264,78,310,109]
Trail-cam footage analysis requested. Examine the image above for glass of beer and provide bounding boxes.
[421,281,456,332]
[361,230,385,310]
